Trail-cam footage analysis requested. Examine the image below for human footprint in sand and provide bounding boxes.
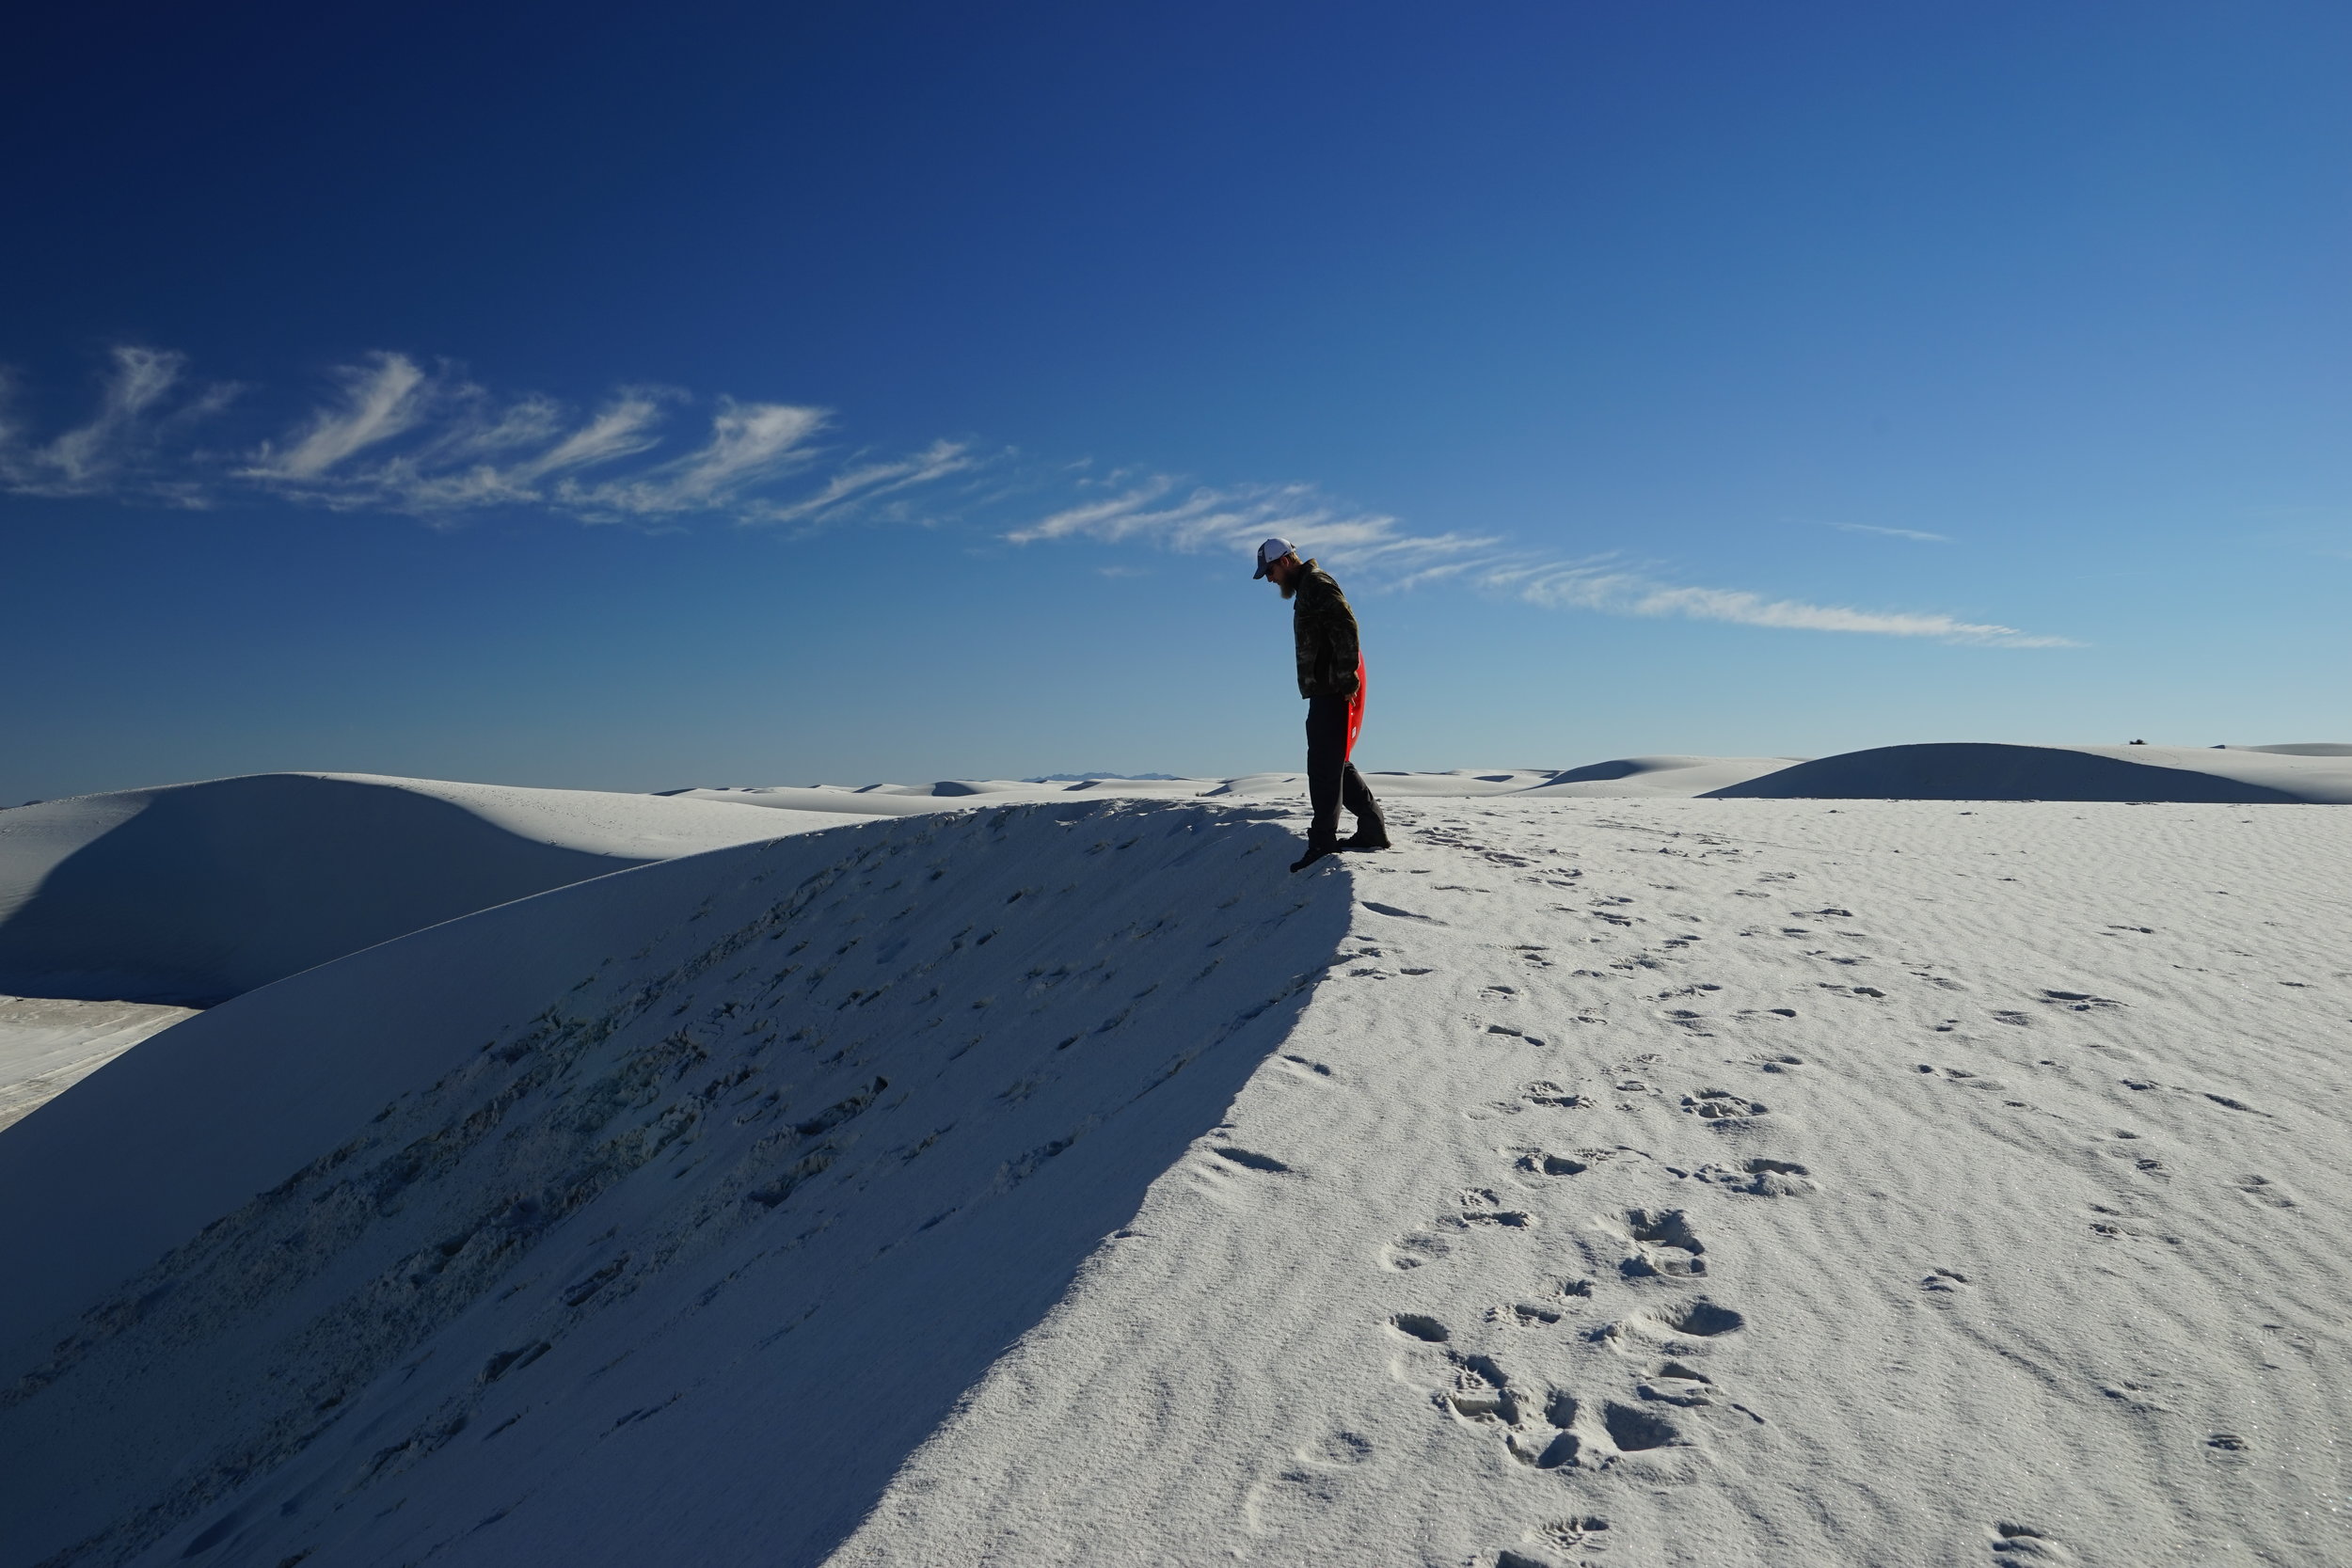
[1254,536,1388,871]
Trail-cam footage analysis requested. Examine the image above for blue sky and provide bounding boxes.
[6,0,2348,800]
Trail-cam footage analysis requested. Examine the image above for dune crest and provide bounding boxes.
[0,773,836,1005]
[1704,741,2352,803]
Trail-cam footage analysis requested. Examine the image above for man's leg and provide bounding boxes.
[1340,763,1388,847]
[1303,696,1349,850]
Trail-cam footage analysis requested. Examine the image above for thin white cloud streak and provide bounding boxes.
[239,358,824,522]
[1010,477,1498,567]
[0,346,237,500]
[296,386,688,515]
[525,396,669,478]
[0,343,2071,647]
[1,349,974,530]
[246,352,431,480]
[1010,476,2071,648]
[1833,521,1949,542]
[744,438,977,527]
[42,346,183,484]
[1486,560,2072,646]
[560,400,829,518]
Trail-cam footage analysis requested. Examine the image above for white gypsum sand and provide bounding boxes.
[0,994,199,1131]
[663,742,2352,817]
[828,797,2352,1567]
[666,760,1804,814]
[1,790,2346,1568]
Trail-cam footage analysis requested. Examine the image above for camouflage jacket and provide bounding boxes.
[1292,561,1361,699]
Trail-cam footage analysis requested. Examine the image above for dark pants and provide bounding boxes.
[1305,694,1384,848]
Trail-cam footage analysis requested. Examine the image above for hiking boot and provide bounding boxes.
[1290,842,1338,873]
[1337,830,1391,851]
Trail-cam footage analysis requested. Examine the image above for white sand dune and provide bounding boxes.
[658,782,1174,815]
[0,994,198,1132]
[1706,741,2352,803]
[674,761,1804,812]
[0,803,1349,1567]
[670,746,2352,814]
[3,790,2346,1567]
[661,785,968,816]
[1355,768,1563,796]
[0,773,839,1006]
[1518,755,1803,799]
[0,762,1776,1090]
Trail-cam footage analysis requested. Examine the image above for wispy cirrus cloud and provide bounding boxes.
[238,354,835,522]
[554,400,830,521]
[0,345,238,501]
[1833,521,1949,543]
[0,342,2073,646]
[1007,475,2071,647]
[743,438,978,527]
[246,351,432,481]
[0,346,956,529]
[1009,475,1498,566]
[1480,559,2067,646]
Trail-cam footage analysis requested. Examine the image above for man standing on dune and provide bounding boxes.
[1255,537,1389,872]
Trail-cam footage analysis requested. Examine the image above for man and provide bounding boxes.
[1254,536,1389,872]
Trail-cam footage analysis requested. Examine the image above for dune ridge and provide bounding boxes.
[8,744,2343,1024]
[0,995,198,1132]
[1704,742,2352,803]
[0,801,1345,1568]
[0,773,838,1005]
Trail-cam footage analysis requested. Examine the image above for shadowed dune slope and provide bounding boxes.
[1517,754,1799,798]
[0,774,834,1005]
[1703,742,2352,803]
[0,801,1350,1568]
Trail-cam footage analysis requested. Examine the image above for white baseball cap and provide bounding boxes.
[1251,536,1296,578]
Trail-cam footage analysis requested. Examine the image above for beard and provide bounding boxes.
[1278,575,1299,600]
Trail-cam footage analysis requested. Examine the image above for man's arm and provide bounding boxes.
[1318,595,1359,692]
[1301,574,1360,695]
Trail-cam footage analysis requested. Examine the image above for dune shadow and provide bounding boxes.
[0,775,651,1005]
[0,803,1352,1568]
[754,871,1351,1566]
[1706,742,2306,803]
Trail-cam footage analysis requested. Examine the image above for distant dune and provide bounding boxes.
[1704,742,2352,803]
[1518,754,1804,798]
[673,743,2352,813]
[673,761,1804,810]
[0,773,839,1006]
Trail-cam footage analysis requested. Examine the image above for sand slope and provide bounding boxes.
[1518,755,1801,799]
[0,995,198,1132]
[0,773,836,1005]
[828,798,2352,1567]
[3,794,2347,1567]
[1706,742,2352,803]
[0,802,1349,1568]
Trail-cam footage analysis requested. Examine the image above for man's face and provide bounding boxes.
[1266,554,1302,598]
